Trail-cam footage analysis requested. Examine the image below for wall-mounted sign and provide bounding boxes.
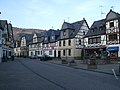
[5,41,11,45]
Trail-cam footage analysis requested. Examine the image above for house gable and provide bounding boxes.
[106,9,120,21]
[33,33,37,43]
[75,21,89,48]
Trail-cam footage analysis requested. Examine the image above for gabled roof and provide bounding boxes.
[20,34,33,46]
[60,19,86,40]
[85,19,106,37]
[61,22,74,30]
[72,20,84,31]
[36,32,43,37]
[106,9,120,21]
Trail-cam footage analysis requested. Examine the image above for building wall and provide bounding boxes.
[106,19,120,59]
[106,20,118,29]
[57,38,81,60]
[84,35,106,47]
[14,47,20,57]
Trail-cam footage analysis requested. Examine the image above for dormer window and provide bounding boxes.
[45,37,47,40]
[92,28,95,32]
[51,36,54,39]
[63,30,66,36]
[99,26,103,31]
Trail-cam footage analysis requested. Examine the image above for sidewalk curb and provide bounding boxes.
[48,61,120,76]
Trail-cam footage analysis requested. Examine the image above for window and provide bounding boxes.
[49,50,52,55]
[45,37,47,40]
[99,26,103,31]
[33,37,37,43]
[35,51,37,56]
[83,31,85,35]
[93,38,96,43]
[59,41,61,46]
[51,36,54,39]
[63,50,65,56]
[63,30,66,36]
[88,37,101,44]
[109,34,117,41]
[38,51,40,55]
[110,22,114,28]
[79,39,81,44]
[68,49,71,56]
[96,37,101,43]
[88,38,92,44]
[41,51,43,55]
[68,40,71,46]
[31,52,33,56]
[63,40,65,46]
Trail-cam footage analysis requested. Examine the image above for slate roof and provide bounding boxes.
[60,19,85,40]
[85,19,106,37]
[55,30,60,41]
[61,22,74,30]
[72,20,85,36]
[40,29,60,44]
[106,9,120,21]
[20,34,33,46]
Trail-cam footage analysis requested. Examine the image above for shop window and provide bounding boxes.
[49,50,52,55]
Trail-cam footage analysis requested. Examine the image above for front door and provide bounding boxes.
[54,50,56,57]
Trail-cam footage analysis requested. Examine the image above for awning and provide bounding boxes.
[106,46,119,51]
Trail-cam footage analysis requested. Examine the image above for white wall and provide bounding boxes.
[14,47,20,56]
[84,35,106,47]
[106,20,118,29]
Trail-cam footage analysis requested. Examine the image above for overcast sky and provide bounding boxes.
[0,0,120,30]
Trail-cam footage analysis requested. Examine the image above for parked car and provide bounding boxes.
[29,56,38,59]
[39,54,52,61]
